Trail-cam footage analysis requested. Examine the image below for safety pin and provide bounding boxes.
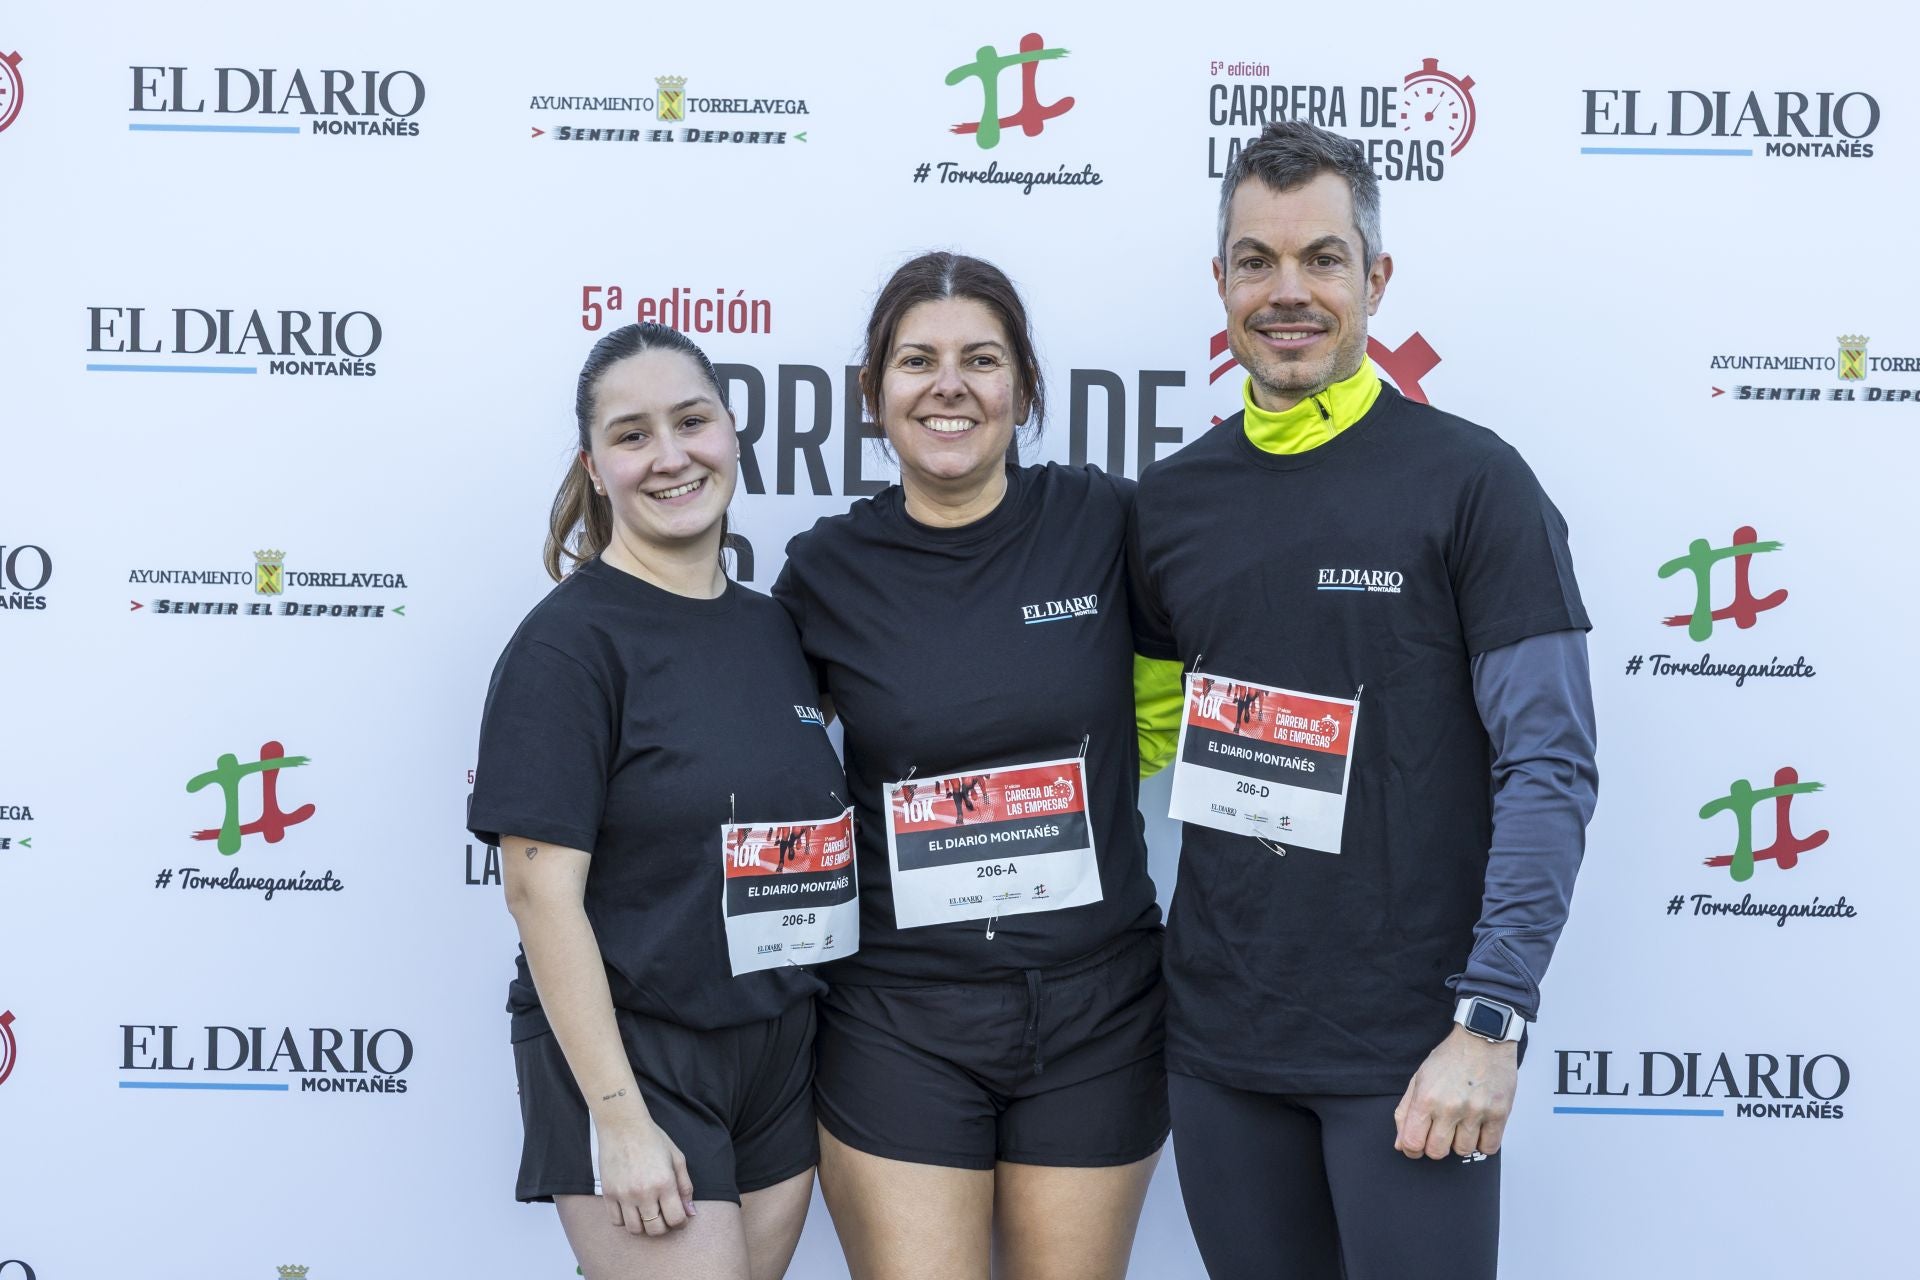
[1076,733,1090,760]
[985,915,997,940]
[1258,837,1289,858]
[729,792,737,825]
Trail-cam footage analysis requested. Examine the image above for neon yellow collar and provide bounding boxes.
[1242,358,1382,454]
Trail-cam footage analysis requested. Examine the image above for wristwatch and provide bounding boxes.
[1454,996,1525,1044]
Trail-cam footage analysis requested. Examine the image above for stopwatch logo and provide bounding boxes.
[1399,58,1475,156]
[0,1009,18,1087]
[0,50,23,134]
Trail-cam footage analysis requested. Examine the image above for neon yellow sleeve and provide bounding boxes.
[1135,654,1185,778]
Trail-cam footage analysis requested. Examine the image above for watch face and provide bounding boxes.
[1466,1000,1510,1039]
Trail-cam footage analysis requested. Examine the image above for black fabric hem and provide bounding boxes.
[517,1181,747,1206]
[998,1129,1170,1169]
[515,1181,596,1205]
[1465,610,1592,658]
[467,812,598,854]
[816,1119,1176,1174]
[818,1109,997,1172]
[736,1153,816,1196]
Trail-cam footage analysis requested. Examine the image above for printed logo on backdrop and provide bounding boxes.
[0,1009,17,1088]
[0,49,23,133]
[119,1022,411,1094]
[86,306,384,377]
[1623,525,1817,687]
[1553,1049,1849,1120]
[464,767,502,888]
[152,740,344,900]
[0,798,33,854]
[0,543,51,611]
[1709,332,1920,404]
[1206,327,1443,423]
[1659,763,1855,930]
[1581,87,1878,159]
[575,332,1186,508]
[128,65,425,137]
[465,839,502,886]
[909,31,1102,194]
[580,284,773,335]
[128,547,410,619]
[529,72,810,146]
[1207,56,1476,182]
[0,1261,35,1279]
[277,1269,309,1279]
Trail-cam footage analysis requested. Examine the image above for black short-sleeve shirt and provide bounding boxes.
[774,463,1161,983]
[469,558,843,1036]
[1131,387,1588,1093]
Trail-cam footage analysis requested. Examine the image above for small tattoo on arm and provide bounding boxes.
[601,1088,626,1102]
[524,845,539,860]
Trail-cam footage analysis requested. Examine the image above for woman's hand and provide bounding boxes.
[597,1113,698,1236]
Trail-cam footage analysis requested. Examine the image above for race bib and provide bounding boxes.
[720,808,859,975]
[1168,672,1359,852]
[883,758,1103,929]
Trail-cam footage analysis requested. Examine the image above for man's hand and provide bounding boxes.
[1392,1024,1518,1160]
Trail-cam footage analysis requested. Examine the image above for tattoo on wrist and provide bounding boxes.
[600,1087,626,1102]
[525,845,539,860]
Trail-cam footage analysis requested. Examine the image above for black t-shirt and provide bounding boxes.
[1132,386,1589,1094]
[469,558,842,1037]
[774,463,1161,983]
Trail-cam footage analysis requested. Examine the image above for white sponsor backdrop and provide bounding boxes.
[1,2,1911,1276]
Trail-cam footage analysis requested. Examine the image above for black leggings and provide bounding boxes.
[1170,1073,1501,1280]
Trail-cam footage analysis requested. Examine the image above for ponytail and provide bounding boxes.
[542,458,613,583]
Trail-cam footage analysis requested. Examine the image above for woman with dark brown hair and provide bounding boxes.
[774,254,1167,1278]
[470,323,857,1280]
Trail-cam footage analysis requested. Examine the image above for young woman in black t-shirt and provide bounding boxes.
[774,255,1167,1280]
[470,324,849,1280]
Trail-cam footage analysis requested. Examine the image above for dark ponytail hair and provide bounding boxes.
[544,323,733,582]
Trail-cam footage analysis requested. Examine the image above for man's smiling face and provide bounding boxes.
[1215,170,1392,411]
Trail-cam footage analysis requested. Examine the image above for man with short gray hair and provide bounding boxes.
[1130,120,1598,1277]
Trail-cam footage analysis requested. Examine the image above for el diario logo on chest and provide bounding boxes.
[1020,592,1099,625]
[1316,568,1404,594]
[793,705,826,727]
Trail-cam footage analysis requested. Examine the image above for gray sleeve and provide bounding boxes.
[1449,628,1599,1020]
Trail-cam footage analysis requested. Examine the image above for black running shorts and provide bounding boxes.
[512,999,816,1204]
[815,930,1168,1170]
